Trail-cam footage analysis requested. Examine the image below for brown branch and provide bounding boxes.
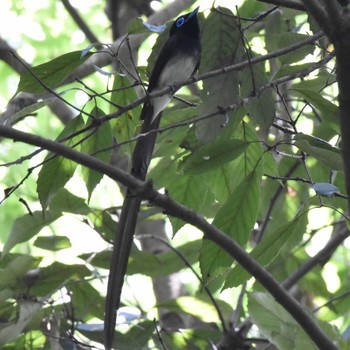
[0,124,338,350]
[282,222,349,289]
[257,0,305,11]
[300,0,333,38]
[61,0,100,44]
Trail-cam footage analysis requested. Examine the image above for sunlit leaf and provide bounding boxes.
[37,114,85,210]
[49,188,90,214]
[3,211,61,255]
[111,75,141,157]
[81,108,112,201]
[200,170,261,281]
[294,133,343,171]
[17,50,94,94]
[181,139,250,175]
[197,7,245,142]
[34,235,71,251]
[224,207,308,288]
[249,292,318,350]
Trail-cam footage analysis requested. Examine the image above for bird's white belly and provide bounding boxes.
[158,54,197,87]
[150,54,197,120]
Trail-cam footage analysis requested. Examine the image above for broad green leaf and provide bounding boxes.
[208,122,263,203]
[69,283,104,320]
[49,188,90,214]
[87,210,118,242]
[265,9,284,52]
[200,170,261,281]
[7,95,57,125]
[81,108,112,201]
[37,114,85,210]
[17,50,94,94]
[3,211,61,255]
[278,33,315,64]
[197,7,245,142]
[153,107,197,158]
[181,139,250,175]
[0,300,42,345]
[213,171,261,246]
[248,292,318,350]
[30,262,90,297]
[167,174,212,234]
[240,63,275,130]
[34,235,71,251]
[274,62,316,79]
[81,240,201,277]
[129,240,201,277]
[294,133,343,171]
[111,75,141,157]
[292,88,339,133]
[158,296,233,324]
[263,151,279,177]
[0,255,40,289]
[224,207,308,288]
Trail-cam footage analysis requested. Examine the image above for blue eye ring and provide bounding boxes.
[176,17,185,27]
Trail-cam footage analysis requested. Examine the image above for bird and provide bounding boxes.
[104,7,201,350]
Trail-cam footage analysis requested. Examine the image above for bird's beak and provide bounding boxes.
[189,6,200,18]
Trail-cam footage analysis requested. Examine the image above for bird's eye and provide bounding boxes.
[176,17,185,27]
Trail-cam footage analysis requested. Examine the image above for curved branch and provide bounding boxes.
[282,222,349,289]
[0,124,338,350]
[61,0,100,44]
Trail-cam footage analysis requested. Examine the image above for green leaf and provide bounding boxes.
[129,240,201,277]
[49,188,90,214]
[197,7,245,142]
[208,122,264,204]
[181,139,250,175]
[81,108,112,201]
[0,255,40,289]
[159,296,233,324]
[292,88,339,133]
[87,210,118,242]
[240,63,276,130]
[30,262,90,297]
[200,170,261,281]
[37,114,85,210]
[278,33,315,64]
[153,107,196,158]
[34,235,71,251]
[0,300,42,345]
[294,133,343,171]
[83,240,201,278]
[224,207,308,288]
[167,174,212,234]
[111,75,141,157]
[17,50,94,94]
[7,95,57,125]
[248,292,318,350]
[3,211,61,255]
[213,171,261,246]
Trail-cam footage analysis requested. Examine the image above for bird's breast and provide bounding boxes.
[158,53,198,88]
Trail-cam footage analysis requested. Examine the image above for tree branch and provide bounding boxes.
[300,0,333,38]
[0,124,337,350]
[282,222,349,289]
[257,0,305,11]
[61,0,100,44]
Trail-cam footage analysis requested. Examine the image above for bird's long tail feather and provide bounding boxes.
[104,109,161,350]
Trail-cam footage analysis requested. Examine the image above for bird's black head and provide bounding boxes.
[169,7,200,38]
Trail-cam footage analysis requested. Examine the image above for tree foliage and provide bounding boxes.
[0,0,349,349]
